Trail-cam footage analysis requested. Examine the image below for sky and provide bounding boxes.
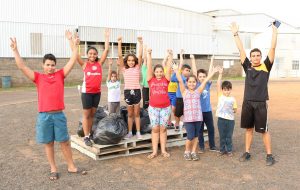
[145,0,300,28]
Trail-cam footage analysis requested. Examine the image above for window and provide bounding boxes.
[292,60,299,70]
[121,43,136,56]
[30,33,42,56]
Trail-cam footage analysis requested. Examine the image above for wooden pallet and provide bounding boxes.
[71,128,195,160]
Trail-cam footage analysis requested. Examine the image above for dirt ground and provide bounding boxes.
[0,80,299,190]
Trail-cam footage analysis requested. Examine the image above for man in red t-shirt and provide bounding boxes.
[10,31,87,181]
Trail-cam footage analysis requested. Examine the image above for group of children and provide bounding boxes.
[10,21,278,180]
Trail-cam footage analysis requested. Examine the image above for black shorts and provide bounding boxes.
[81,93,101,109]
[142,87,149,109]
[241,100,268,133]
[124,89,141,106]
[174,98,184,117]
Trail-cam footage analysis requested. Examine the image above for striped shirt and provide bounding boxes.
[123,66,141,90]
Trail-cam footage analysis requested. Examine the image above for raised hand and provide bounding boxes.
[65,30,73,40]
[218,66,224,74]
[117,36,122,43]
[230,22,239,34]
[147,48,152,54]
[108,58,113,66]
[180,49,184,55]
[190,54,195,59]
[137,36,143,44]
[104,28,110,38]
[116,58,120,66]
[72,32,80,46]
[10,37,17,51]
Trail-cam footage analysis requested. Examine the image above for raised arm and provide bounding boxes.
[106,58,113,81]
[175,67,186,96]
[146,48,153,82]
[179,49,184,69]
[165,49,173,81]
[216,67,223,96]
[117,36,124,69]
[137,37,143,67]
[116,58,120,80]
[230,22,246,63]
[197,66,218,94]
[99,28,110,64]
[267,24,278,63]
[190,54,197,76]
[10,38,34,81]
[208,55,214,74]
[63,32,80,77]
[143,44,147,66]
[66,30,84,67]
[161,50,168,68]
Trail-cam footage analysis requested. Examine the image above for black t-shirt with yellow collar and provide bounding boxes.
[242,56,273,102]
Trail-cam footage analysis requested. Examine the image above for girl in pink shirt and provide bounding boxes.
[146,48,172,159]
[176,64,219,161]
[118,36,143,139]
[67,29,110,146]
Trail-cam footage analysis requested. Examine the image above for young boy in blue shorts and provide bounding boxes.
[10,31,87,180]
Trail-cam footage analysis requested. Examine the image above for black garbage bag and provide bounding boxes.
[77,118,98,137]
[94,106,108,124]
[77,106,108,137]
[93,113,128,145]
[132,108,151,134]
[120,106,128,123]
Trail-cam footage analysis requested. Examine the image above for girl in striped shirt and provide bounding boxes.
[118,36,143,139]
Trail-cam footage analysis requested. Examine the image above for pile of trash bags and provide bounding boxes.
[77,105,151,145]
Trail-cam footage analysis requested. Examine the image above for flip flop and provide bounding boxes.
[68,168,87,175]
[147,153,158,159]
[49,172,59,181]
[161,152,170,158]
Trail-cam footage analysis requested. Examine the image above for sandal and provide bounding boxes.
[68,168,87,175]
[49,172,59,181]
[147,153,158,159]
[161,152,170,158]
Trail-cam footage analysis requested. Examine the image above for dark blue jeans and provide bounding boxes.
[198,111,216,149]
[217,117,235,153]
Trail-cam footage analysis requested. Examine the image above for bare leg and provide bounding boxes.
[185,139,193,152]
[245,128,254,152]
[60,141,77,171]
[82,109,92,136]
[191,138,198,153]
[127,106,134,132]
[160,127,169,156]
[148,126,159,159]
[262,131,272,154]
[134,104,141,132]
[88,107,97,133]
[45,142,57,173]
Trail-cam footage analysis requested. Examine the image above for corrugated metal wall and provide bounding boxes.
[1,0,215,58]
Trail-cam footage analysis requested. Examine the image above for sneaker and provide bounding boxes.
[124,133,133,139]
[184,152,192,161]
[209,147,218,152]
[136,134,143,140]
[191,152,200,161]
[227,152,233,157]
[198,148,205,154]
[218,151,226,157]
[239,152,251,162]
[266,154,275,166]
[84,137,92,147]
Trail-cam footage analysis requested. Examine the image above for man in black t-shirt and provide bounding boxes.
[231,22,278,166]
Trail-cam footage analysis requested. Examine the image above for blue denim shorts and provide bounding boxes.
[35,112,69,144]
[184,121,202,140]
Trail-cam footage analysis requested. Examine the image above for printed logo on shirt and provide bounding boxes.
[92,66,97,71]
[87,72,101,76]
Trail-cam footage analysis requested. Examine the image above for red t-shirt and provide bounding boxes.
[34,69,65,112]
[148,77,170,108]
[81,62,102,93]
